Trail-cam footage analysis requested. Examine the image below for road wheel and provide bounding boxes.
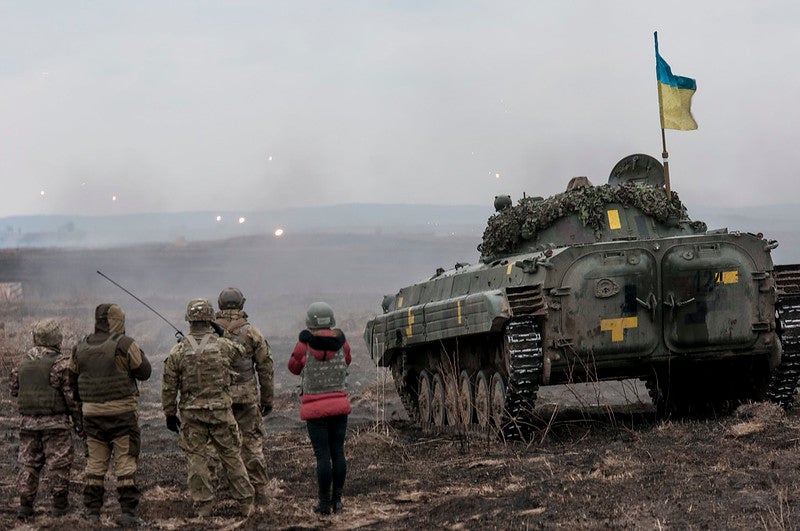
[457,370,474,427]
[431,372,447,426]
[444,373,460,426]
[474,371,491,429]
[490,372,507,429]
[417,370,433,426]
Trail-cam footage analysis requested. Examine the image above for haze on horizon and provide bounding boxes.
[2,1,799,218]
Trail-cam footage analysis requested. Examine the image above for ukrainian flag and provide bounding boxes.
[655,32,698,131]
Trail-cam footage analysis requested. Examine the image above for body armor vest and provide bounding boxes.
[17,350,68,416]
[216,318,255,384]
[302,347,348,395]
[75,334,138,403]
[179,333,231,410]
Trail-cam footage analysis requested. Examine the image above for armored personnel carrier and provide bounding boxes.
[364,154,800,438]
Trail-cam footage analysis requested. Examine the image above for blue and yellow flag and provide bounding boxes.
[655,32,698,131]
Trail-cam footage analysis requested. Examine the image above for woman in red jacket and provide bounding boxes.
[288,302,352,515]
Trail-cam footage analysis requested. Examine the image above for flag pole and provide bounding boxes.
[661,127,671,198]
[654,31,672,198]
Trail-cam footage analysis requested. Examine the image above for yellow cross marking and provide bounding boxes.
[406,307,414,337]
[607,209,621,230]
[600,316,638,342]
[507,262,515,275]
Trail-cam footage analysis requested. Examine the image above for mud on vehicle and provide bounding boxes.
[364,154,800,439]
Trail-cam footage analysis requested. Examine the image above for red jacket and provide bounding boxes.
[288,328,352,420]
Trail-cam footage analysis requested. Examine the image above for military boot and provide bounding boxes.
[255,485,269,503]
[314,499,331,515]
[332,492,343,514]
[238,500,254,518]
[83,508,101,523]
[17,498,34,521]
[52,491,69,517]
[194,501,214,517]
[118,509,146,527]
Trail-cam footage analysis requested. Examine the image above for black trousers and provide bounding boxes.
[306,415,348,502]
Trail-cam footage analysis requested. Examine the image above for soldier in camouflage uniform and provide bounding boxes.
[162,298,255,518]
[70,303,152,526]
[10,319,81,521]
[213,287,274,501]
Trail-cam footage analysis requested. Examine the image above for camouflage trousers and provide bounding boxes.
[232,402,268,488]
[17,428,74,502]
[179,409,254,504]
[82,412,141,512]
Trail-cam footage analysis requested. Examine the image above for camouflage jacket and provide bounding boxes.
[214,309,274,407]
[162,325,246,416]
[11,346,81,431]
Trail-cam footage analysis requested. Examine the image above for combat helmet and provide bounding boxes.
[218,287,246,310]
[306,302,335,329]
[185,298,215,322]
[32,318,63,348]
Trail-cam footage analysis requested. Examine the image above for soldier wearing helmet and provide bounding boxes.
[11,318,81,521]
[288,302,352,515]
[162,298,255,518]
[213,287,274,501]
[69,304,151,526]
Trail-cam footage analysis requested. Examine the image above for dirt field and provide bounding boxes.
[2,314,800,530]
[2,236,800,529]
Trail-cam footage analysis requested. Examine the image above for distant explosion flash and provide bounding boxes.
[495,172,501,179]
[112,195,118,202]
[215,215,222,222]
[238,217,246,224]
[40,190,45,197]
[274,228,284,237]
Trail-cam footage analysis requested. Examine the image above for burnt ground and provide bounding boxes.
[1,236,800,529]
[1,317,800,530]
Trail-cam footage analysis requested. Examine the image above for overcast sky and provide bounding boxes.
[2,1,799,217]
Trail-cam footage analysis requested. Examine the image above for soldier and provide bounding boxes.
[213,287,274,501]
[11,319,81,521]
[70,304,151,526]
[162,298,255,518]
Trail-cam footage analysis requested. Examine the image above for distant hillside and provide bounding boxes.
[0,204,491,248]
[3,201,800,263]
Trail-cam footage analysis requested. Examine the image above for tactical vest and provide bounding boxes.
[17,349,68,416]
[179,333,231,410]
[74,334,138,403]
[302,347,348,395]
[217,318,255,384]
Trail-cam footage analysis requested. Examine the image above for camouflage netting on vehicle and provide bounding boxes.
[478,182,704,260]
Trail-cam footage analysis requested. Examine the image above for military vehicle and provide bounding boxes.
[364,154,800,439]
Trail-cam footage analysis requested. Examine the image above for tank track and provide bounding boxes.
[501,316,544,440]
[767,295,800,409]
[391,356,420,424]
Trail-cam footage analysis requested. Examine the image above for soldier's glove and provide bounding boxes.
[166,414,181,434]
[210,321,225,337]
[260,403,273,417]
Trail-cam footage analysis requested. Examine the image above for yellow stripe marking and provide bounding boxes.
[506,262,515,275]
[406,307,414,337]
[718,270,739,284]
[457,300,462,325]
[600,316,638,342]
[397,296,404,308]
[607,209,621,230]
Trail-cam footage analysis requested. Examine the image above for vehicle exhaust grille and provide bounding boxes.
[506,284,545,315]
[775,264,800,295]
